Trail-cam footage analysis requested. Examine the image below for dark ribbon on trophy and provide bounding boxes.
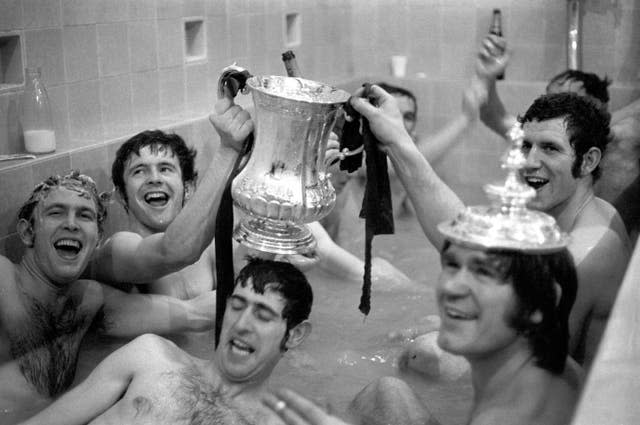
[214,66,253,347]
[340,83,394,316]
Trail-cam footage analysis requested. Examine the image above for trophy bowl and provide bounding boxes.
[231,75,351,254]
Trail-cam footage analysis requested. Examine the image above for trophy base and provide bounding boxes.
[233,218,316,255]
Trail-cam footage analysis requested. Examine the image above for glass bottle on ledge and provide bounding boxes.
[21,67,56,154]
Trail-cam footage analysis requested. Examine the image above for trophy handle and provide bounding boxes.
[217,64,253,99]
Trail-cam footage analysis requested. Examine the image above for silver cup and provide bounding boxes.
[231,75,350,254]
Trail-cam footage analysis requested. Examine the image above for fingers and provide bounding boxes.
[272,388,340,425]
[214,95,235,115]
[263,392,310,425]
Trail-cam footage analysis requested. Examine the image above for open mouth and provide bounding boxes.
[444,306,476,321]
[53,238,82,259]
[229,338,255,356]
[523,176,548,190]
[144,191,169,207]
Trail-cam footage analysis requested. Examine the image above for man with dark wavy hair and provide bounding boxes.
[89,101,250,298]
[18,258,313,425]
[0,171,217,422]
[475,33,640,241]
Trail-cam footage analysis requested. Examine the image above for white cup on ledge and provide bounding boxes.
[390,55,408,78]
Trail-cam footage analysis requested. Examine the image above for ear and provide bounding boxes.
[580,147,601,177]
[529,310,543,325]
[183,181,195,203]
[17,218,35,247]
[284,321,312,350]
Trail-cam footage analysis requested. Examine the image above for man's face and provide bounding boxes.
[520,118,579,215]
[436,244,521,359]
[30,186,100,284]
[216,279,289,384]
[393,94,417,136]
[122,145,186,233]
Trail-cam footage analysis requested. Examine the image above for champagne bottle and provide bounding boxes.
[489,9,505,80]
[282,50,302,78]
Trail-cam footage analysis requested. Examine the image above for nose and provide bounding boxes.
[146,167,162,185]
[438,269,471,298]
[523,145,541,169]
[63,212,79,231]
[233,308,254,333]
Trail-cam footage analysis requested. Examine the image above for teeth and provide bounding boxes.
[144,192,168,202]
[230,339,253,354]
[445,307,474,320]
[54,239,81,249]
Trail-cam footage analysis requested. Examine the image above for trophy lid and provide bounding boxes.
[437,123,569,253]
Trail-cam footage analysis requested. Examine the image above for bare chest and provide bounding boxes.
[98,370,256,425]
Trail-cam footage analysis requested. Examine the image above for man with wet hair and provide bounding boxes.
[89,103,250,298]
[475,33,640,240]
[18,258,313,425]
[0,171,217,421]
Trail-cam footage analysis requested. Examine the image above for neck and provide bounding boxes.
[467,338,535,406]
[18,252,71,305]
[127,214,160,237]
[549,180,594,232]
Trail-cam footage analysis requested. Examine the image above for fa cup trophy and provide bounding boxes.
[221,68,350,254]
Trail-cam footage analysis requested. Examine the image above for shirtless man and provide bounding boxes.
[18,258,313,425]
[0,172,216,421]
[89,96,249,298]
[476,34,640,240]
[265,202,582,425]
[363,82,630,368]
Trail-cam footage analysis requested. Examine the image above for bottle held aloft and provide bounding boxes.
[489,9,505,80]
[21,67,56,154]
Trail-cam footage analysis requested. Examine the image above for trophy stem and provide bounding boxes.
[233,218,316,255]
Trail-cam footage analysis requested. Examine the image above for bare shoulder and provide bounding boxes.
[570,198,630,264]
[98,230,144,251]
[0,255,16,281]
[124,333,188,363]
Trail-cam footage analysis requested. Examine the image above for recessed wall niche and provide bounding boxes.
[285,13,301,48]
[0,34,23,93]
[184,18,206,63]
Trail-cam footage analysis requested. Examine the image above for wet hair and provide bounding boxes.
[235,258,313,336]
[375,82,418,118]
[17,170,109,235]
[519,92,611,181]
[111,130,198,208]
[442,241,577,374]
[547,69,610,105]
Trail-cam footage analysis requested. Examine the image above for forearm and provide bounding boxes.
[387,139,465,250]
[160,146,239,265]
[103,290,216,337]
[479,79,515,139]
[418,114,471,164]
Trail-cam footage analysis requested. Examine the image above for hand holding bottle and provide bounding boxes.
[475,34,510,83]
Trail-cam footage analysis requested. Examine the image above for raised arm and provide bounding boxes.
[16,336,151,425]
[417,76,487,163]
[98,284,215,337]
[349,85,465,250]
[475,34,516,139]
[91,96,251,284]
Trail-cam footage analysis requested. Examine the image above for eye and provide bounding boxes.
[542,144,559,153]
[48,209,62,217]
[228,297,245,311]
[521,141,532,153]
[80,211,96,221]
[440,257,459,270]
[256,309,276,322]
[132,168,145,176]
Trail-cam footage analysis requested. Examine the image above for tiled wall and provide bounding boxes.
[1,0,640,258]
